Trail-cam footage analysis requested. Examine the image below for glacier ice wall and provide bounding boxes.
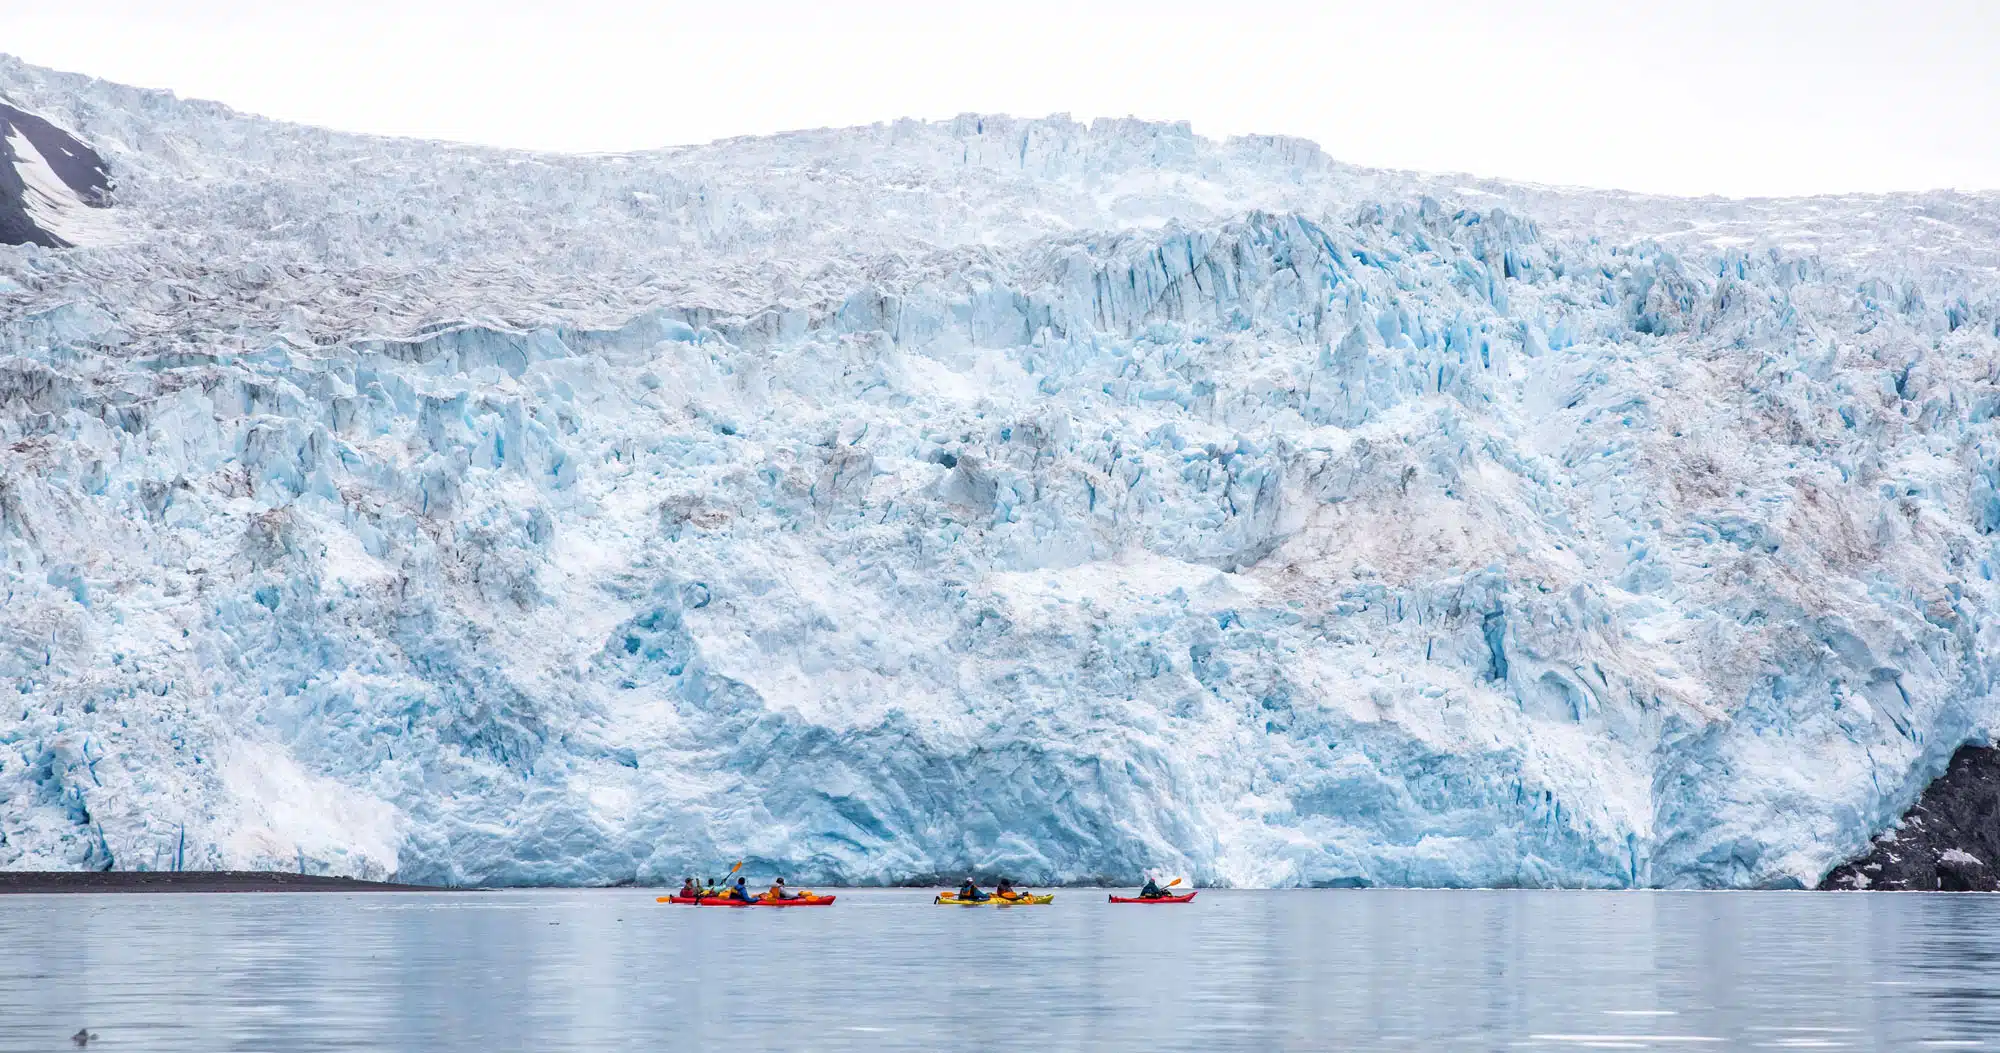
[3,55,2000,887]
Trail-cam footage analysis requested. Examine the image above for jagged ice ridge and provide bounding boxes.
[3,55,2000,887]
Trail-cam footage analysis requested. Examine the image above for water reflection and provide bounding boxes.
[1909,895,2000,1036]
[0,889,1995,1051]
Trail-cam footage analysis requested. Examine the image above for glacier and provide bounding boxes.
[2,54,1999,888]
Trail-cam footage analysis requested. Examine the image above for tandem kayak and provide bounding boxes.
[935,894,1054,906]
[1108,892,1197,904]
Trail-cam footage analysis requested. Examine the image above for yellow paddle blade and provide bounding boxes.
[656,896,673,903]
[1166,878,1183,888]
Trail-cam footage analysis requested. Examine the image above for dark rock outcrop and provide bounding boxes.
[1821,744,2000,891]
[0,99,110,247]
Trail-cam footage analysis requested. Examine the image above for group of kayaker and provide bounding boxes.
[677,875,810,902]
[666,871,1191,906]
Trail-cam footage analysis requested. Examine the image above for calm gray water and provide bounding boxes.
[3,888,1997,1051]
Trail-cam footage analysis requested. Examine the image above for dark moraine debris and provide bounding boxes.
[1821,743,2000,891]
[0,99,112,248]
[0,871,453,894]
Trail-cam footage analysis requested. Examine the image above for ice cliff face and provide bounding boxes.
[3,55,2000,888]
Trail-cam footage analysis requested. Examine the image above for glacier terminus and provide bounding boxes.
[3,55,2000,889]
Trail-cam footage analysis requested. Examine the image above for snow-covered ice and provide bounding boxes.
[3,55,1999,887]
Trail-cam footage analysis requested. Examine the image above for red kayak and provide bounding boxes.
[656,894,836,906]
[1108,892,1197,904]
[692,894,835,907]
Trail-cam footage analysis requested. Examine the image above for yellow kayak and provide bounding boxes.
[934,893,1054,906]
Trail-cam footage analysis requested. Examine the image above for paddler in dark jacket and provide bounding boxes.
[956,878,990,902]
[1138,877,1168,899]
[732,876,754,902]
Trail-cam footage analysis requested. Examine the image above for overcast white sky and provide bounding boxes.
[5,0,1997,197]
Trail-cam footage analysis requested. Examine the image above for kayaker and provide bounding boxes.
[764,878,797,901]
[995,878,1020,900]
[679,877,699,898]
[731,877,754,902]
[956,878,990,902]
[1138,877,1168,899]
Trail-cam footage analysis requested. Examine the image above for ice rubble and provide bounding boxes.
[2,56,2000,887]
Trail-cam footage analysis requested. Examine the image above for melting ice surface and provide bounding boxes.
[3,54,2000,887]
[6,889,2000,1051]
